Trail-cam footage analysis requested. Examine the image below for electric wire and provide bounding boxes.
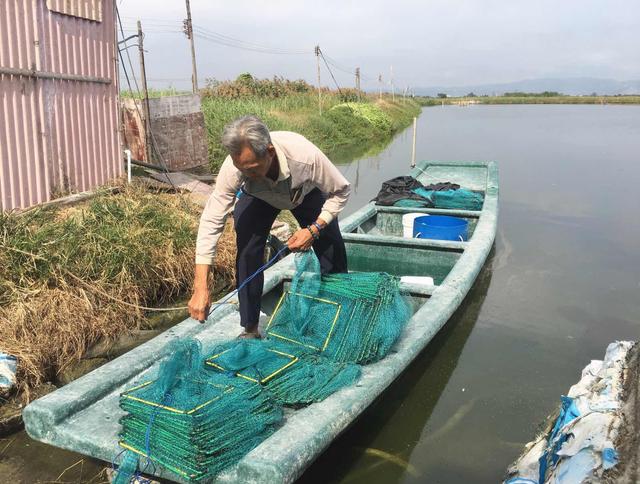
[318,48,348,99]
[192,27,310,55]
[117,13,402,90]
[115,6,186,203]
[117,8,141,94]
[192,24,311,54]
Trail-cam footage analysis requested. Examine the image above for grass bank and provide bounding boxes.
[417,95,640,106]
[0,184,235,401]
[199,75,421,171]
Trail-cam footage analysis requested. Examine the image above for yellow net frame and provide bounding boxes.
[120,378,233,415]
[265,291,342,352]
[205,348,299,384]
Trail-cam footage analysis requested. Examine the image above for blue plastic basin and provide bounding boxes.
[413,215,469,241]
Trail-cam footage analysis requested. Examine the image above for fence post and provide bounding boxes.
[411,117,417,168]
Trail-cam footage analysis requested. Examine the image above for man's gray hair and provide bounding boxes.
[221,115,272,158]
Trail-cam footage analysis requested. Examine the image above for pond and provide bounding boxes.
[303,104,640,483]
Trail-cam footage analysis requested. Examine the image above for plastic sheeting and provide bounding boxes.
[505,341,634,484]
[0,353,17,395]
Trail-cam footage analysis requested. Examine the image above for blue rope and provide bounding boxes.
[207,246,290,317]
[111,393,171,482]
[143,393,173,462]
[111,448,126,475]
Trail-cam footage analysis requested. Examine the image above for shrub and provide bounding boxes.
[331,102,392,131]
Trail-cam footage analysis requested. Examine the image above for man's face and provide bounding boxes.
[232,144,275,179]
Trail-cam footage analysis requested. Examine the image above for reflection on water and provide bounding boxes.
[337,126,416,217]
[329,139,391,166]
[0,430,106,483]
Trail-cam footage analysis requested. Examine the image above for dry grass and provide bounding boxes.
[0,183,235,401]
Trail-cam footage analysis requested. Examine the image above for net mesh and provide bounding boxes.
[115,339,282,483]
[115,252,413,482]
[412,187,484,210]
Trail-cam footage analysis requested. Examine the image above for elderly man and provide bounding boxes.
[189,115,351,338]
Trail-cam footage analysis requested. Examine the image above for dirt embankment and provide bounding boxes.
[605,343,640,483]
[0,183,236,406]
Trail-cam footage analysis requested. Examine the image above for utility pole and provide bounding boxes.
[183,0,198,93]
[137,20,151,162]
[315,45,322,115]
[378,74,383,100]
[355,67,361,101]
[390,65,395,101]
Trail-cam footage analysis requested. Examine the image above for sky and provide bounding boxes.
[117,0,640,91]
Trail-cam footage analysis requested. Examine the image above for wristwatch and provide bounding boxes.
[306,224,320,241]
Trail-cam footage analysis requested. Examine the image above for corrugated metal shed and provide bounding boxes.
[0,0,120,211]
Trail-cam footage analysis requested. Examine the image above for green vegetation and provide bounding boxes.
[120,87,189,99]
[120,75,420,171]
[417,94,640,106]
[332,103,392,131]
[200,74,421,172]
[503,91,562,97]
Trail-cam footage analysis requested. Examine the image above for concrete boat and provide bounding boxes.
[23,160,498,483]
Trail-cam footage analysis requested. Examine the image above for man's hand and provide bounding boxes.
[287,228,314,252]
[189,264,211,323]
[188,289,211,323]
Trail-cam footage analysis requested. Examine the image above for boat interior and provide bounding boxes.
[262,162,489,320]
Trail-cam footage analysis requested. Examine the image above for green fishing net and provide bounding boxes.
[206,339,361,406]
[266,251,412,364]
[206,252,412,404]
[114,339,282,483]
[115,252,412,482]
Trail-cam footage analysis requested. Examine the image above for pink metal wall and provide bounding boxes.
[0,0,120,211]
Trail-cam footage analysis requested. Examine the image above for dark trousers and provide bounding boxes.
[233,188,348,328]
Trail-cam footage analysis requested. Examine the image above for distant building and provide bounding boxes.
[0,0,121,211]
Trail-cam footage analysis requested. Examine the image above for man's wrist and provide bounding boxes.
[193,264,211,291]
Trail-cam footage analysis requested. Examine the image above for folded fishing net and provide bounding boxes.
[266,251,412,364]
[205,252,411,404]
[412,187,484,210]
[116,252,413,482]
[114,339,282,483]
[205,339,360,405]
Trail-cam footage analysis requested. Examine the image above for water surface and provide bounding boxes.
[303,104,640,483]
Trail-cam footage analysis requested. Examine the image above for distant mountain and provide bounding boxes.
[414,78,640,97]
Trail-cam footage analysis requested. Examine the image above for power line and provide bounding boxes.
[120,18,182,28]
[115,10,186,201]
[120,29,182,34]
[117,13,408,93]
[117,8,141,95]
[321,52,377,84]
[322,54,354,75]
[192,24,311,54]
[318,49,342,93]
[192,27,310,55]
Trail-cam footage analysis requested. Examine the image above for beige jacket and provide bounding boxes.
[195,131,351,265]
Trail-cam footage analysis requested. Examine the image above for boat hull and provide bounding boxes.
[23,160,498,483]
